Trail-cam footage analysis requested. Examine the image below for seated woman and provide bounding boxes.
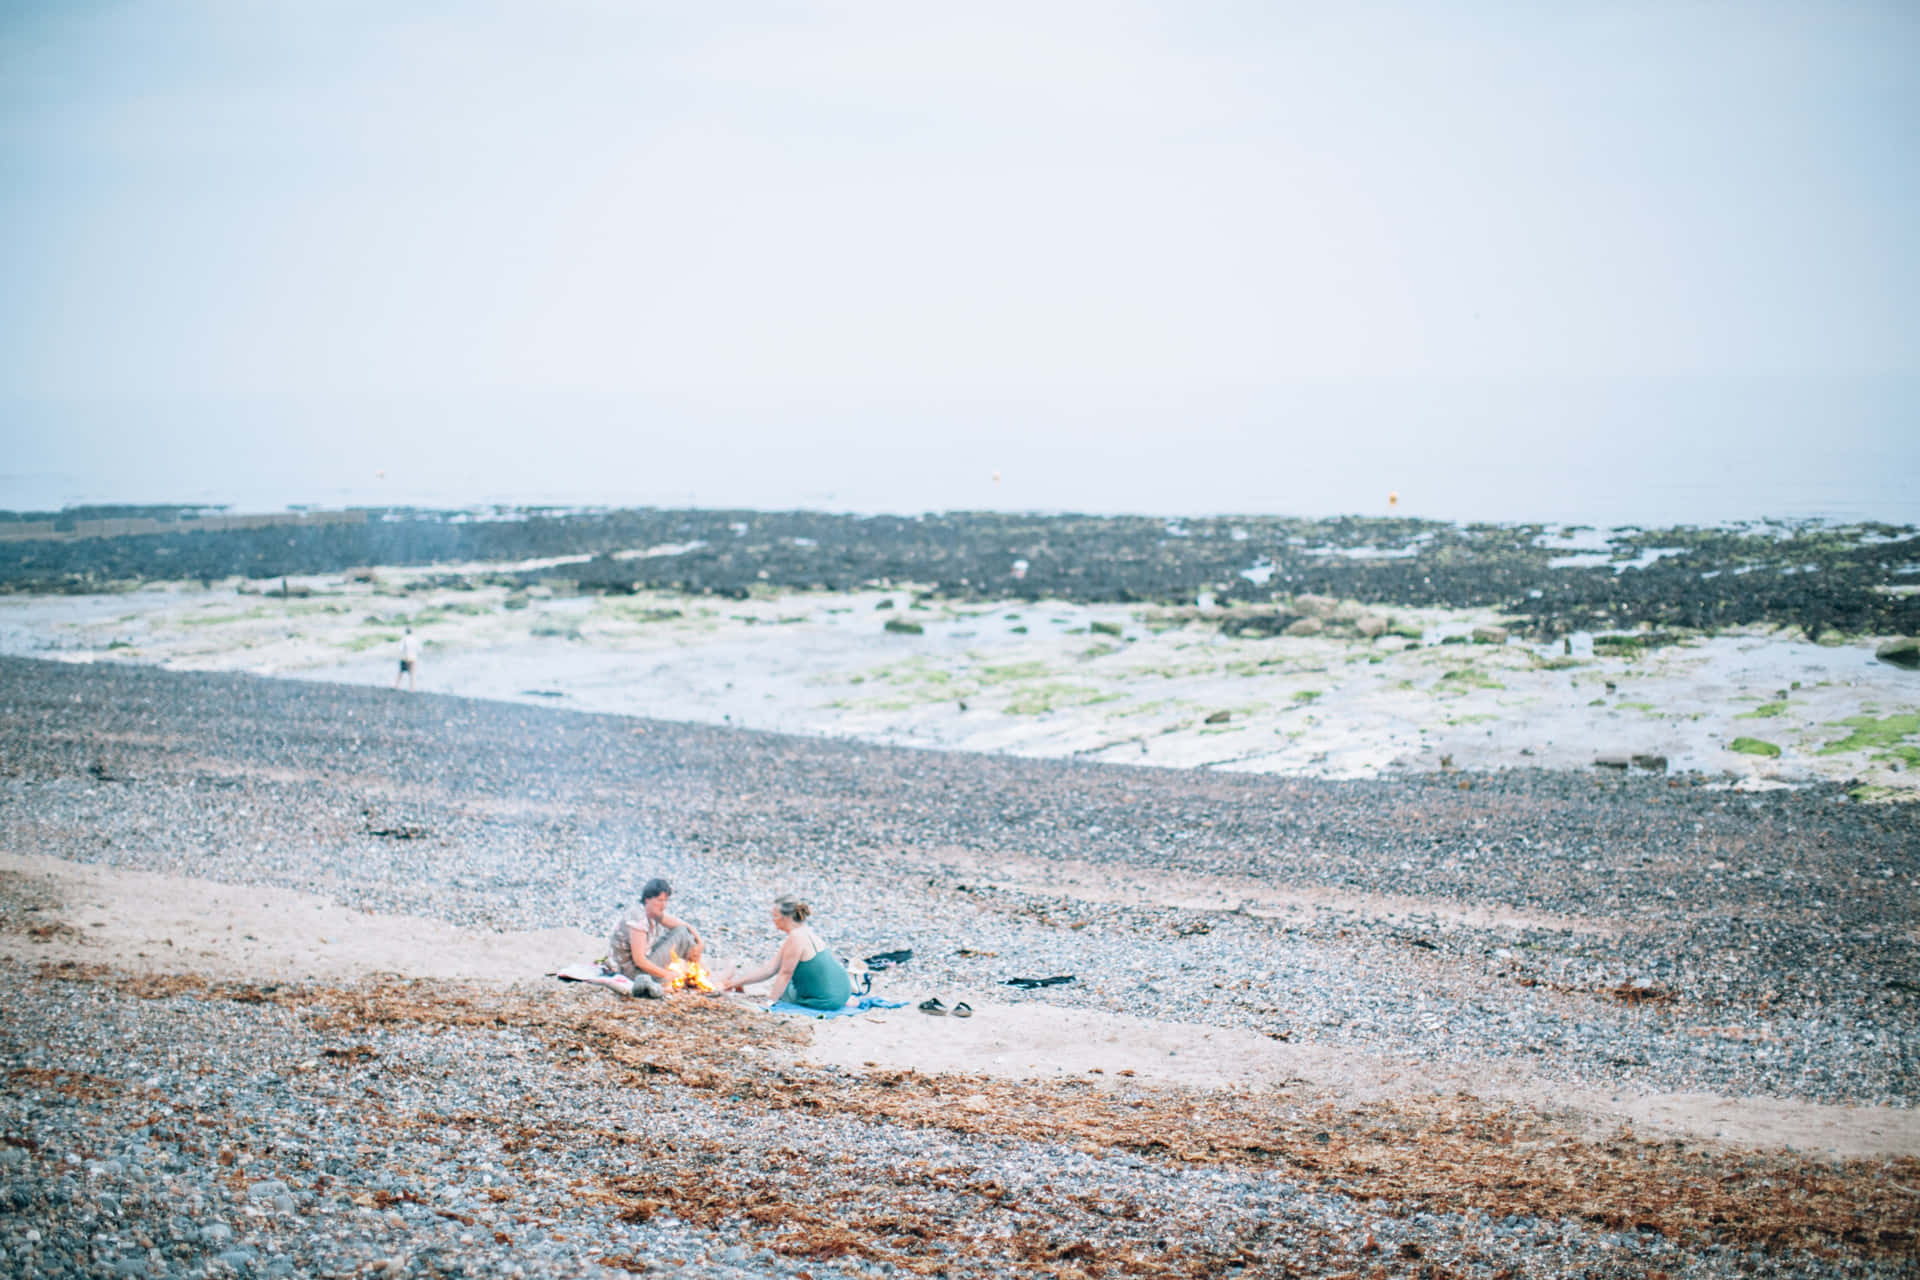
[720,895,853,1011]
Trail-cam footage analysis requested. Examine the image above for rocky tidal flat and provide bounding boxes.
[3,506,1917,640]
[2,656,1917,1277]
[6,563,1917,797]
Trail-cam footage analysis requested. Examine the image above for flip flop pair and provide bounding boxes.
[919,998,972,1018]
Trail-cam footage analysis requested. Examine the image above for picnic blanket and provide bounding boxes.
[549,961,631,993]
[767,996,908,1020]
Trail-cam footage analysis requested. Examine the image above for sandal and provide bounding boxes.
[951,1002,973,1018]
[1003,975,1076,990]
[918,998,948,1016]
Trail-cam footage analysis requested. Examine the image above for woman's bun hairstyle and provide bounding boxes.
[775,895,810,924]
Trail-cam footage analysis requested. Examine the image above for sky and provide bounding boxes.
[2,1,1915,524]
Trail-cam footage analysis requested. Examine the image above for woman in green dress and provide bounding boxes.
[719,895,853,1011]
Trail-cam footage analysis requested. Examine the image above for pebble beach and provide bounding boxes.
[3,649,1917,1278]
[10,0,1919,1269]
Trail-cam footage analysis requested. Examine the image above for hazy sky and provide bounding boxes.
[3,2,1915,522]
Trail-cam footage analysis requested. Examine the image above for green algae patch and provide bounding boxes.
[1437,667,1504,692]
[1223,657,1293,677]
[832,659,975,709]
[1105,699,1189,720]
[1817,713,1920,757]
[1003,683,1119,715]
[978,660,1053,684]
[1125,660,1217,680]
[342,632,398,652]
[1728,737,1782,758]
[181,608,270,627]
[1739,701,1788,719]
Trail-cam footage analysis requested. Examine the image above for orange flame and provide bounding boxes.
[665,958,719,994]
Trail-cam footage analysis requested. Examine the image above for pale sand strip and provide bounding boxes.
[0,851,598,988]
[2,851,1913,1158]
[804,1008,1920,1159]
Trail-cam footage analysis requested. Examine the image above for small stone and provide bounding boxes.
[1204,710,1231,724]
[1471,625,1508,644]
[1593,755,1631,770]
[1283,617,1324,638]
[1631,753,1667,772]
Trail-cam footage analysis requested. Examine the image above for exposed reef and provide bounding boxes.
[3,505,1915,639]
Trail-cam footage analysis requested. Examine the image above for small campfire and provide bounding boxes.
[666,958,719,994]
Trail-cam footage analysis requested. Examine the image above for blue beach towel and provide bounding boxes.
[766,996,908,1020]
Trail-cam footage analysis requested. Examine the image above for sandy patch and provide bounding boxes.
[4,851,1911,1159]
[0,852,597,987]
[802,997,1920,1158]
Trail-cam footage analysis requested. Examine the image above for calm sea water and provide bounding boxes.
[5,375,1915,528]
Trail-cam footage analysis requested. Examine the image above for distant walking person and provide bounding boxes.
[393,628,419,691]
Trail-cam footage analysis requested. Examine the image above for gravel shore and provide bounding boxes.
[3,656,1916,1277]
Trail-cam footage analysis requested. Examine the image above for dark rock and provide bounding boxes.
[3,505,1915,641]
[1631,754,1668,772]
[1876,637,1919,669]
[883,618,923,635]
[1594,755,1631,770]
[1217,611,1302,638]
